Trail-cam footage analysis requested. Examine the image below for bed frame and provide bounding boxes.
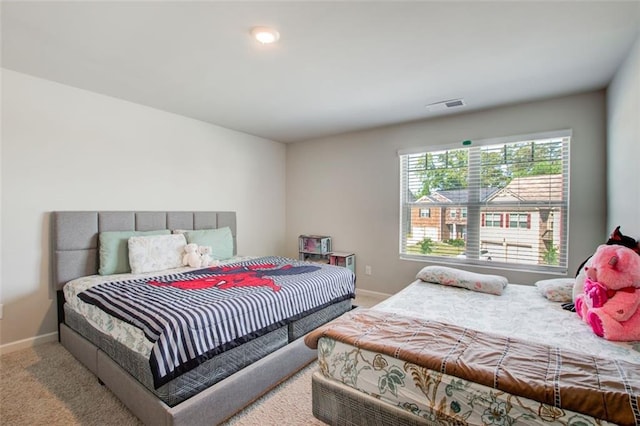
[52,211,318,425]
[312,371,433,426]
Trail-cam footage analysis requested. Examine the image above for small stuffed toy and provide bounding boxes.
[576,244,640,341]
[567,226,640,311]
[183,243,202,268]
[575,275,603,320]
[575,226,640,276]
[198,245,218,267]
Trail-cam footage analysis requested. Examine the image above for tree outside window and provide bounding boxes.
[399,130,570,272]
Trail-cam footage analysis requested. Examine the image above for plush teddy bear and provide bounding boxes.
[576,244,640,341]
[571,226,640,309]
[198,245,218,267]
[183,243,202,268]
[575,274,602,321]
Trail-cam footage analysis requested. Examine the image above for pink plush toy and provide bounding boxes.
[576,244,640,341]
[575,276,609,320]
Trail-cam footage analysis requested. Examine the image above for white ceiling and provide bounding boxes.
[2,1,639,143]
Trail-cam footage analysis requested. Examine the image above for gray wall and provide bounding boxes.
[286,91,607,295]
[607,36,640,239]
[1,70,286,349]
[1,35,637,349]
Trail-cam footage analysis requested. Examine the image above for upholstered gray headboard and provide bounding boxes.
[52,211,237,291]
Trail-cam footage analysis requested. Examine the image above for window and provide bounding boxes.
[484,213,502,227]
[399,130,570,273]
[419,208,430,218]
[481,212,531,228]
[508,213,530,229]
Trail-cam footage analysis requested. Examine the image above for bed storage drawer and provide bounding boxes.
[289,299,352,341]
[64,304,290,406]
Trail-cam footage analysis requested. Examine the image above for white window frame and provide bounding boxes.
[399,130,570,273]
[485,213,502,228]
[509,213,530,229]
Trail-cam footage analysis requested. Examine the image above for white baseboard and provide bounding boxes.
[355,288,392,299]
[0,331,59,355]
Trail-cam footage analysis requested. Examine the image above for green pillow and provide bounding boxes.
[99,229,170,275]
[184,227,234,260]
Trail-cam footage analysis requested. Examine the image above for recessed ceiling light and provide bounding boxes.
[251,27,280,44]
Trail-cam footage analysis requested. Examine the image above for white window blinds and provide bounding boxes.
[399,130,570,273]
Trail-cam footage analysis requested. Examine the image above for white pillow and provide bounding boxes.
[416,265,508,295]
[535,278,575,302]
[128,234,187,274]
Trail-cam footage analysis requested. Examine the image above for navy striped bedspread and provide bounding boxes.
[78,256,356,387]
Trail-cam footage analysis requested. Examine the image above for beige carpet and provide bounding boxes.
[0,342,325,425]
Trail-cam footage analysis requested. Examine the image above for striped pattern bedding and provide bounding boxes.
[78,256,355,387]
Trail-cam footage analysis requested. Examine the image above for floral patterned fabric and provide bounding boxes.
[415,265,508,295]
[128,233,187,274]
[317,338,619,426]
[535,278,575,302]
[314,280,640,426]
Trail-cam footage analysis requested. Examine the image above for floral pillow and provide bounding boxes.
[128,234,187,274]
[416,265,508,295]
[98,229,170,275]
[535,278,575,302]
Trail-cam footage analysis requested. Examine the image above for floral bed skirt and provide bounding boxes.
[316,337,617,426]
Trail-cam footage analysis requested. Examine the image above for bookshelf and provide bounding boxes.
[329,252,356,273]
[298,234,332,263]
[298,235,355,273]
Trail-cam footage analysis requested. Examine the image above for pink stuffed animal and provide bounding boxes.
[578,244,640,341]
[575,276,610,320]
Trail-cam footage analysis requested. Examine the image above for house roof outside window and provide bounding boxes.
[414,174,562,204]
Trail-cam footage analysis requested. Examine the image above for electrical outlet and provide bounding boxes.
[365,265,372,275]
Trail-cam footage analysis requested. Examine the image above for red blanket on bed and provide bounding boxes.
[305,309,640,425]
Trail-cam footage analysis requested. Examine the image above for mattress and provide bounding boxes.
[63,256,355,406]
[65,304,288,406]
[312,280,640,425]
[64,262,225,357]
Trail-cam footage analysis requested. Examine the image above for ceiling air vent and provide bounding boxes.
[425,98,466,112]
[445,99,465,108]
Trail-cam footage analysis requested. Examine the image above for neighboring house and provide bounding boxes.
[481,174,564,264]
[410,175,563,264]
[410,188,498,242]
